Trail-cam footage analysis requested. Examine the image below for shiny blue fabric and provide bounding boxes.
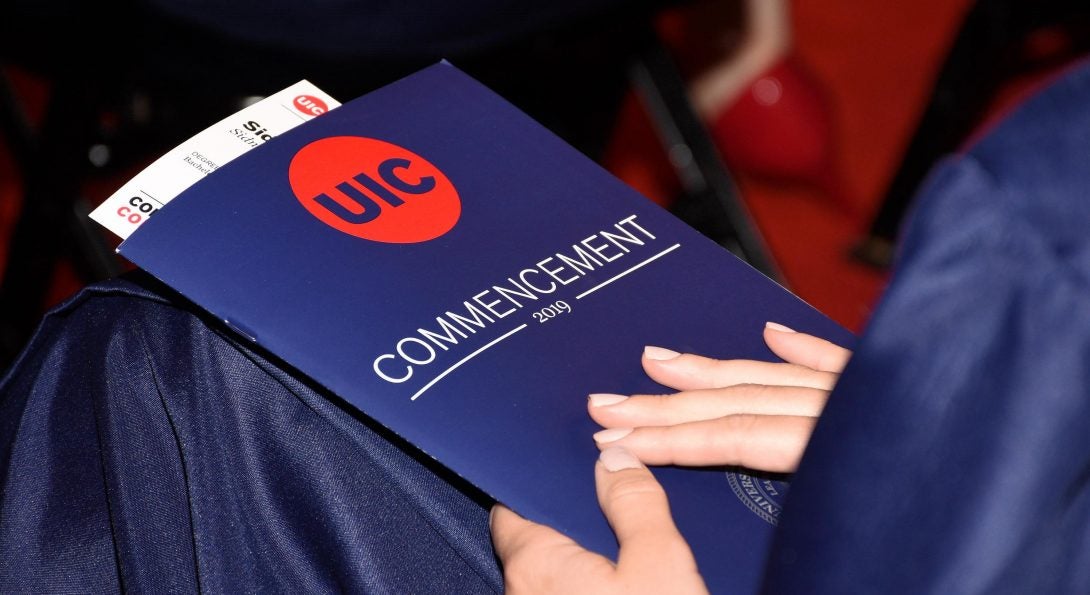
[0,276,502,593]
[765,59,1090,594]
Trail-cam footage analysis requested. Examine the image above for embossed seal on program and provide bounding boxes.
[727,471,788,526]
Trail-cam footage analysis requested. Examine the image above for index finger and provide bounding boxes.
[763,324,852,373]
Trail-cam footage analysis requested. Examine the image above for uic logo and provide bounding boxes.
[289,136,461,243]
[293,95,329,116]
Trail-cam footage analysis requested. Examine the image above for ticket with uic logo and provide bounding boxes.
[90,80,339,240]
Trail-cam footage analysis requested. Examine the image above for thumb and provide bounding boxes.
[595,447,707,590]
[490,504,615,593]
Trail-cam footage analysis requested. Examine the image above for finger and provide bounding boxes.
[490,505,575,563]
[594,415,817,473]
[641,348,838,391]
[490,505,615,592]
[588,384,829,428]
[763,322,852,373]
[594,447,703,587]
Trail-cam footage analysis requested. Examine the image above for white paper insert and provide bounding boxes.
[90,80,340,240]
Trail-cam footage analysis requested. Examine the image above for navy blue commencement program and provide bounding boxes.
[119,62,853,593]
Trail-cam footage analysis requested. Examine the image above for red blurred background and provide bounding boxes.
[2,0,1080,365]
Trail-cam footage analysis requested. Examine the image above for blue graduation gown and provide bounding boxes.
[0,276,502,593]
[765,58,1090,594]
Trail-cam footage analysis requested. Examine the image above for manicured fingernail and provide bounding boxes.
[600,446,642,472]
[765,321,796,333]
[593,427,633,444]
[588,393,629,407]
[643,345,680,360]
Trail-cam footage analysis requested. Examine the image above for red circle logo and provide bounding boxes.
[289,136,460,243]
[293,95,329,116]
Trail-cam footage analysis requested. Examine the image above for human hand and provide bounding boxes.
[588,322,851,473]
[489,323,850,592]
[490,446,709,594]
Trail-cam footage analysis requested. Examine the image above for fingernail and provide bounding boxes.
[489,505,498,526]
[599,446,642,472]
[593,427,633,444]
[643,345,680,360]
[588,393,629,407]
[765,321,796,333]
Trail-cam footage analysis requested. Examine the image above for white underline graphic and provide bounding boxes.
[575,243,682,300]
[410,323,529,401]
